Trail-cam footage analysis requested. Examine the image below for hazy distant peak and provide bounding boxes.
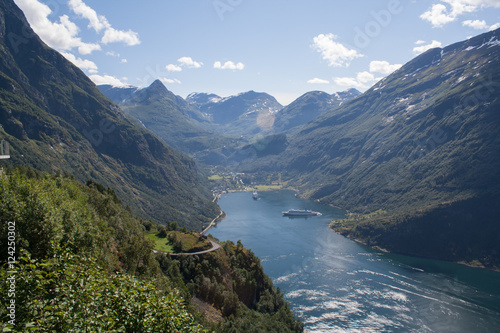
[147,79,169,94]
[335,88,362,100]
[186,92,223,105]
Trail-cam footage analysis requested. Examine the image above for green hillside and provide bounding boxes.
[0,0,218,230]
[240,29,500,268]
[0,167,303,332]
[0,167,202,331]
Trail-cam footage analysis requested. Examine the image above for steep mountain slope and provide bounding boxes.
[99,80,240,163]
[188,90,283,135]
[0,0,218,230]
[273,89,360,133]
[290,30,500,210]
[245,29,500,267]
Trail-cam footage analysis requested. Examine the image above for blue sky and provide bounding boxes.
[13,0,500,105]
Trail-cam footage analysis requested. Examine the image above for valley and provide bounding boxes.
[1,0,500,331]
[98,28,500,270]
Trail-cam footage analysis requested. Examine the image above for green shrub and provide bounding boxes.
[0,246,210,332]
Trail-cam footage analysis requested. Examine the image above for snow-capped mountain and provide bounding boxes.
[188,90,283,135]
[273,89,361,133]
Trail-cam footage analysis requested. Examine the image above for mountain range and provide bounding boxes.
[273,89,361,133]
[99,80,241,166]
[1,0,499,270]
[187,90,282,135]
[99,82,361,166]
[241,28,500,268]
[0,0,218,230]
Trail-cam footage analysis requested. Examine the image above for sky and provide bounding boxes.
[13,0,500,105]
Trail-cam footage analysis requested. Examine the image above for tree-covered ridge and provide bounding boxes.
[0,167,201,331]
[331,194,500,270]
[158,240,304,332]
[0,168,303,332]
[0,167,156,275]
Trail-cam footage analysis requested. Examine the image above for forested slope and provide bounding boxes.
[0,167,303,332]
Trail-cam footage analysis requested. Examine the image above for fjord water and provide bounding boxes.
[210,191,500,333]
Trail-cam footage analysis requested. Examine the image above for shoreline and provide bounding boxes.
[333,229,500,273]
[201,209,224,236]
[217,189,500,274]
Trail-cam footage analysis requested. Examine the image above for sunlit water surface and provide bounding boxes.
[209,191,500,332]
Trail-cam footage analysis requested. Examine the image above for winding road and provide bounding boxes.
[200,210,224,236]
[152,240,221,256]
[167,240,221,256]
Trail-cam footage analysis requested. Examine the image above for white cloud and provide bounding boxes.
[312,33,363,67]
[166,64,182,72]
[68,0,108,32]
[78,42,101,55]
[60,51,98,73]
[14,0,139,55]
[333,70,382,90]
[462,19,488,29]
[462,20,500,31]
[490,22,500,30]
[357,71,375,83]
[121,59,128,63]
[420,3,456,27]
[89,74,128,87]
[413,40,443,54]
[307,78,330,84]
[101,27,140,46]
[415,40,427,45]
[160,77,181,84]
[58,14,79,36]
[421,0,500,27]
[369,60,402,74]
[334,76,367,90]
[178,56,203,68]
[14,0,100,54]
[213,61,245,70]
[69,0,140,46]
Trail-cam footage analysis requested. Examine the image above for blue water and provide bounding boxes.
[209,190,500,333]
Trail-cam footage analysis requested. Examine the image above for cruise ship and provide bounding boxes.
[282,209,322,217]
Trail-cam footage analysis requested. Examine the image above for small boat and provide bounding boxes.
[252,191,258,200]
[282,209,322,217]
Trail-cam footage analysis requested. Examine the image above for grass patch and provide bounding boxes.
[339,209,387,223]
[253,184,283,191]
[169,231,212,253]
[145,231,174,253]
[208,175,224,180]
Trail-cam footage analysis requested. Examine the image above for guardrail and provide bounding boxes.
[0,140,10,159]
